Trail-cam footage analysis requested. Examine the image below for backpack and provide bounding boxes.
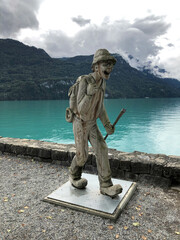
[68,76,82,114]
[65,76,85,122]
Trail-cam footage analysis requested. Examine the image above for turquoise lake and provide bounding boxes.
[0,98,180,156]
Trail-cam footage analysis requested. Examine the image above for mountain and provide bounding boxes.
[0,38,180,100]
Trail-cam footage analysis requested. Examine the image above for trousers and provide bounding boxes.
[69,116,113,188]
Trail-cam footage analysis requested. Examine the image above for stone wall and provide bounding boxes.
[0,136,179,186]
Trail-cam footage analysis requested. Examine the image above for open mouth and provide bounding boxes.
[104,71,110,76]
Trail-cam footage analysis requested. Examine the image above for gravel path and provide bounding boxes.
[0,153,179,240]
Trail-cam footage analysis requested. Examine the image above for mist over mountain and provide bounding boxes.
[0,38,180,100]
[124,54,170,79]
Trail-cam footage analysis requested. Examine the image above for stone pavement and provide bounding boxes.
[0,153,180,240]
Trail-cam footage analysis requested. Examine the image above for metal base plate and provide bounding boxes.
[44,173,137,220]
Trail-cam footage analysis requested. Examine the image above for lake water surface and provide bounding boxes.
[0,98,180,156]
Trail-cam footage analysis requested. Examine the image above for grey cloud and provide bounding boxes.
[0,0,42,37]
[43,31,74,57]
[168,43,174,47]
[132,15,171,38]
[39,15,170,62]
[72,15,91,27]
[159,56,180,80]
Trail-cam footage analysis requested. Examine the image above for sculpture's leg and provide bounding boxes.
[89,123,122,197]
[89,123,113,188]
[69,117,88,189]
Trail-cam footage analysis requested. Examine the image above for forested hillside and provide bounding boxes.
[0,38,180,100]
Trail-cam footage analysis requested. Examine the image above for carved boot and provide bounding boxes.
[69,177,88,189]
[100,184,123,198]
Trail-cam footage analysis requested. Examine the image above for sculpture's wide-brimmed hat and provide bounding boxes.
[92,49,117,66]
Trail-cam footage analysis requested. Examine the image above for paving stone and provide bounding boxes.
[109,158,120,169]
[118,154,131,171]
[166,159,180,182]
[131,158,151,174]
[150,157,167,176]
[0,143,5,152]
[26,146,40,156]
[38,148,51,159]
[51,149,68,161]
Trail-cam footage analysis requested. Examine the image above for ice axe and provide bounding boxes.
[104,108,126,140]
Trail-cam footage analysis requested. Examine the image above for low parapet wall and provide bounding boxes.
[0,136,179,186]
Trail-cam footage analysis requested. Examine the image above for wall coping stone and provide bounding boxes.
[0,136,179,186]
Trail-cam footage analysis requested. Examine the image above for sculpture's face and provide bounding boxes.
[97,61,114,80]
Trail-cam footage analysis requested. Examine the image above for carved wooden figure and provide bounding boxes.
[66,49,122,197]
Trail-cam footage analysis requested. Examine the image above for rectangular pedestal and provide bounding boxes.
[44,173,137,220]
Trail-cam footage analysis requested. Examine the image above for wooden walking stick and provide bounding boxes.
[104,108,126,140]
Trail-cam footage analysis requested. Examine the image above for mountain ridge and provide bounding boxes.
[0,38,180,100]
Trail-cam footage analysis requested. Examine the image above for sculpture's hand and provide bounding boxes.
[104,122,115,135]
[87,83,98,96]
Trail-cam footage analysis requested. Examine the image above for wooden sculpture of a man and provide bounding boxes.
[66,49,122,198]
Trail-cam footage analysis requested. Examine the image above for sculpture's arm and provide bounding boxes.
[99,104,114,135]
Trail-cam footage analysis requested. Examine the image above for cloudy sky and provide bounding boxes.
[1,0,180,79]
